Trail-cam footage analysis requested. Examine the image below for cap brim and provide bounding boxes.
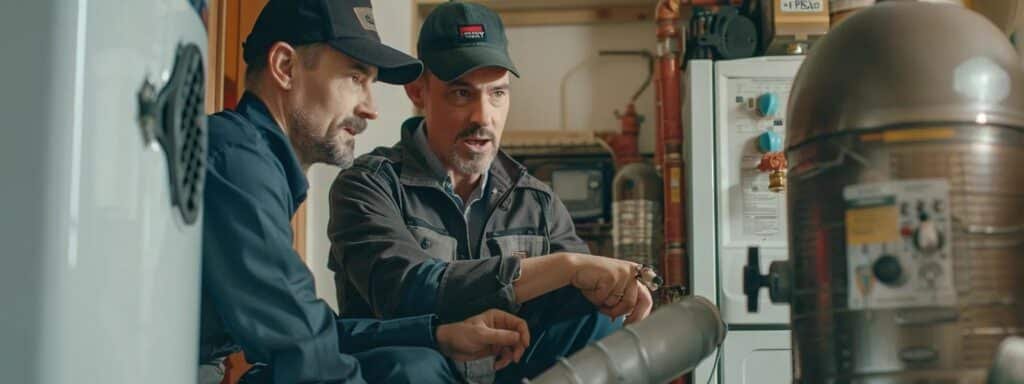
[421,45,520,82]
[327,38,424,85]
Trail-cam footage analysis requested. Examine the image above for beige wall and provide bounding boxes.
[505,22,658,154]
[304,11,660,310]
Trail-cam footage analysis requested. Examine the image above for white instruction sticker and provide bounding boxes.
[781,0,824,12]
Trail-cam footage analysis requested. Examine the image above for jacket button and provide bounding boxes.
[420,238,432,249]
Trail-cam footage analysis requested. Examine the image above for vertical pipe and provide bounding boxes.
[655,0,687,293]
[655,2,689,382]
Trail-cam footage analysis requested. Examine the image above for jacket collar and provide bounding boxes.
[235,92,309,209]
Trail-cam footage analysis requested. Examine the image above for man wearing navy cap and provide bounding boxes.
[199,1,530,383]
[328,1,655,383]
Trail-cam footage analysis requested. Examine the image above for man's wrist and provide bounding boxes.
[560,252,582,286]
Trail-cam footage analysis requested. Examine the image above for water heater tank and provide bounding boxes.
[0,1,207,383]
[768,2,1024,382]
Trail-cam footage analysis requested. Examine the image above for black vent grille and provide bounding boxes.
[159,43,206,225]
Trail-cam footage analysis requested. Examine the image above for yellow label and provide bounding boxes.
[859,133,883,142]
[858,128,957,143]
[670,168,682,203]
[845,205,899,245]
[882,128,956,143]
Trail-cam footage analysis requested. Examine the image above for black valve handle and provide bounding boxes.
[743,246,769,312]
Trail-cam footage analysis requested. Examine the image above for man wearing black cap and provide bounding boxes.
[328,1,655,382]
[199,1,532,383]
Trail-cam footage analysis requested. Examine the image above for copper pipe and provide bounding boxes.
[655,0,687,291]
[653,0,681,170]
[655,3,688,383]
[595,50,654,169]
[597,103,643,168]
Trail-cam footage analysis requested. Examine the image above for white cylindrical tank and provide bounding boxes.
[0,1,207,383]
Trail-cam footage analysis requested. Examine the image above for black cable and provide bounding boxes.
[705,346,723,384]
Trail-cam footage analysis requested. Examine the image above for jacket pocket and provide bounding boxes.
[487,233,548,259]
[408,225,458,262]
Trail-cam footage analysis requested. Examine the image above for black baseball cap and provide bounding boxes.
[243,0,423,85]
[417,1,519,82]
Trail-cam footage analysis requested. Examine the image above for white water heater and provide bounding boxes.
[0,1,207,383]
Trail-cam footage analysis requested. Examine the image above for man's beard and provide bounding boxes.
[449,125,496,175]
[286,109,366,169]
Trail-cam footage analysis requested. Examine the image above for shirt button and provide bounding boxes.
[420,238,432,249]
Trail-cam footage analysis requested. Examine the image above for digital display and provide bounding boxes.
[552,170,591,201]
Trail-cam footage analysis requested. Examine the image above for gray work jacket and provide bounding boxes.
[327,117,589,323]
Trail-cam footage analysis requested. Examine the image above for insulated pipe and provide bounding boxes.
[530,296,725,384]
[654,0,688,295]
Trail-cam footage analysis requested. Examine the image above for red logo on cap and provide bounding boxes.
[459,24,485,39]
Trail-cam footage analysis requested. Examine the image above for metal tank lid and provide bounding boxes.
[786,1,1024,148]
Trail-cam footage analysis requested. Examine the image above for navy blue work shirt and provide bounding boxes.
[199,92,439,383]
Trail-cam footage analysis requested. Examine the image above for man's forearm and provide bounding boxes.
[513,253,578,304]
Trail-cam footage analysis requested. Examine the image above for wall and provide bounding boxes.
[505,22,658,154]
[303,1,415,311]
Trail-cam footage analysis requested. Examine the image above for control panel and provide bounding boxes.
[843,179,956,309]
[722,81,791,244]
[717,73,796,325]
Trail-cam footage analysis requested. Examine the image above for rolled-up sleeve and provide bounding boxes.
[328,167,521,323]
[337,314,437,354]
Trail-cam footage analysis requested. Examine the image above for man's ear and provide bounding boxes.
[266,42,298,91]
[404,75,427,109]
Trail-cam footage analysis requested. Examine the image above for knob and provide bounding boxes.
[914,221,943,253]
[743,247,767,312]
[743,247,792,312]
[873,255,904,286]
[758,130,783,153]
[757,93,779,117]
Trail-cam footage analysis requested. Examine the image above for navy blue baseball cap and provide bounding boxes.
[243,0,423,84]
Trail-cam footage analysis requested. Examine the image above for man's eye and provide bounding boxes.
[493,90,507,97]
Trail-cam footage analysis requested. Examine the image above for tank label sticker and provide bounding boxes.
[741,162,783,237]
[613,199,660,244]
[844,179,956,310]
[613,199,661,266]
[725,77,793,243]
[781,0,824,13]
[845,196,899,245]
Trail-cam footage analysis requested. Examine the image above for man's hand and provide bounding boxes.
[621,280,653,325]
[568,254,654,324]
[435,309,531,370]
